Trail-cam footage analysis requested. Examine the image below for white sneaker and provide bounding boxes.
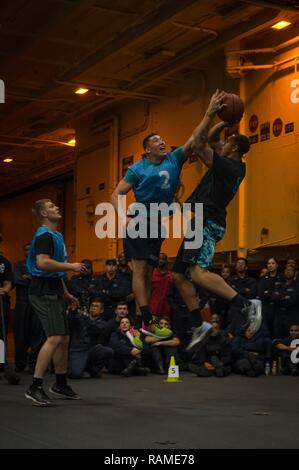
[248,299,262,334]
[186,321,212,351]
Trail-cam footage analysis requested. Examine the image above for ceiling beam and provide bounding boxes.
[56,0,204,82]
[0,0,201,129]
[0,0,95,74]
[73,7,280,119]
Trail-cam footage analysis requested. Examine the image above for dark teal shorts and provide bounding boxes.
[173,219,225,273]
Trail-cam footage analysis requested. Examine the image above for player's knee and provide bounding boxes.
[47,336,62,347]
[132,260,148,276]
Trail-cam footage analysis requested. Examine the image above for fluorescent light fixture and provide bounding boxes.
[271,21,291,30]
[75,88,89,95]
[68,138,76,146]
[3,158,13,163]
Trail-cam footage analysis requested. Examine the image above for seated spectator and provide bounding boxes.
[232,326,271,377]
[144,316,180,375]
[68,298,114,379]
[273,323,299,376]
[106,301,131,338]
[108,317,148,377]
[189,318,232,378]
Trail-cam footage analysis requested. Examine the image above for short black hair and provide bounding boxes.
[106,258,117,265]
[81,259,92,268]
[231,134,250,156]
[236,257,248,266]
[143,133,158,150]
[90,298,104,305]
[115,301,128,308]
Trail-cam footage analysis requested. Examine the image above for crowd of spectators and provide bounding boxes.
[1,247,299,379]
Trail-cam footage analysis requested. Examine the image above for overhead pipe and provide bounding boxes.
[241,0,299,13]
[227,55,299,71]
[172,21,218,38]
[0,135,75,147]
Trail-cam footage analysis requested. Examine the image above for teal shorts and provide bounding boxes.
[172,219,225,273]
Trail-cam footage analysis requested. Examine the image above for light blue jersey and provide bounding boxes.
[27,226,67,278]
[124,147,185,210]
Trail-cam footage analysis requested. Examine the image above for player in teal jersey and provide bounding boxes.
[111,118,219,333]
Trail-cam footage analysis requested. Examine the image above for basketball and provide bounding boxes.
[217,93,244,124]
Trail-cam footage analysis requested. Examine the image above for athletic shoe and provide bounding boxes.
[49,384,81,400]
[248,299,262,334]
[186,321,212,351]
[126,330,143,349]
[140,323,173,339]
[25,387,52,406]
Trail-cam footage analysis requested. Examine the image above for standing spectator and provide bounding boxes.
[13,243,45,373]
[272,265,299,339]
[225,258,257,337]
[92,259,132,311]
[211,264,231,328]
[149,253,172,319]
[0,251,13,335]
[286,258,298,280]
[117,253,132,277]
[228,257,257,300]
[117,253,135,319]
[258,257,283,337]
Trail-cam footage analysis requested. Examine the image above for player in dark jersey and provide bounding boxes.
[172,90,262,350]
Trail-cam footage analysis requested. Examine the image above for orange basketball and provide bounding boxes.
[217,93,244,124]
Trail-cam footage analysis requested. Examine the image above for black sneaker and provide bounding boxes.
[122,360,138,377]
[25,387,52,406]
[49,384,81,400]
